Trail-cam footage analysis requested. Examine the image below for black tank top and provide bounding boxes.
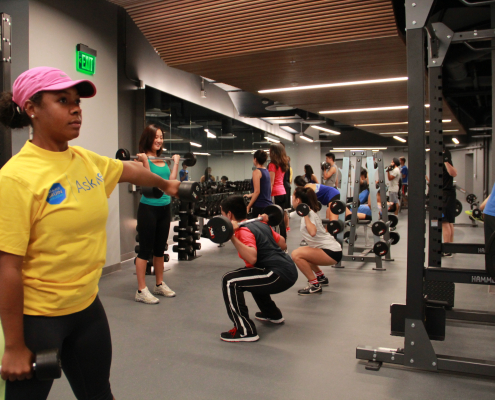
[244,221,298,284]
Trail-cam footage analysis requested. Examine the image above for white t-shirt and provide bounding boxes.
[388,166,400,193]
[300,210,342,252]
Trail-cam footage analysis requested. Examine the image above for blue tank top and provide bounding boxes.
[252,168,272,208]
[484,183,495,217]
[140,160,171,206]
[314,184,340,205]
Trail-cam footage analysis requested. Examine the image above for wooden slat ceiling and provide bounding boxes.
[108,0,465,137]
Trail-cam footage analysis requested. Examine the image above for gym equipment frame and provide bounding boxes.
[356,0,495,377]
[333,150,392,270]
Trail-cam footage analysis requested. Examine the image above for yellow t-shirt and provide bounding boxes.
[0,141,123,316]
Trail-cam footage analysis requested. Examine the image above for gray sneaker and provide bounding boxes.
[135,287,160,304]
[153,282,176,297]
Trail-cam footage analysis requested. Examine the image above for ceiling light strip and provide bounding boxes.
[258,77,408,94]
[393,136,407,143]
[310,125,340,135]
[320,104,430,114]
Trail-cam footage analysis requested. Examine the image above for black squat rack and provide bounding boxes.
[356,0,495,377]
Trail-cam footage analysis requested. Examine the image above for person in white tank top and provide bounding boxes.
[290,187,342,295]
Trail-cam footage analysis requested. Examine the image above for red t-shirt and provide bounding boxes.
[268,163,286,196]
[234,222,281,267]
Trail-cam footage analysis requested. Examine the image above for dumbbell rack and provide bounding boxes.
[333,150,392,271]
[173,200,201,261]
[134,227,170,275]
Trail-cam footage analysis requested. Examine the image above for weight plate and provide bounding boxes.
[455,199,462,217]
[262,204,284,226]
[466,193,477,205]
[206,215,233,244]
[390,231,401,245]
[296,203,310,217]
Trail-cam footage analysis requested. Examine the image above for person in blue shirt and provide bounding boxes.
[479,185,495,266]
[179,162,189,182]
[294,176,340,221]
[400,157,408,207]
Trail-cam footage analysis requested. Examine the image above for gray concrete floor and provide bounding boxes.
[49,203,495,399]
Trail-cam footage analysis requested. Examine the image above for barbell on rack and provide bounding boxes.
[115,148,197,167]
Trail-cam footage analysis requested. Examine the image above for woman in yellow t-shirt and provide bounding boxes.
[0,67,180,400]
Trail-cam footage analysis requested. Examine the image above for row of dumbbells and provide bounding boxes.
[194,197,223,218]
[173,207,201,260]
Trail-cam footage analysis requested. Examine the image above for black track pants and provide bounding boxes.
[222,267,294,336]
[6,296,113,400]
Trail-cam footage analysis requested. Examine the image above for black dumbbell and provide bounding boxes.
[327,219,345,235]
[135,234,139,242]
[466,193,478,205]
[173,244,193,253]
[0,349,61,381]
[206,204,284,244]
[140,181,201,203]
[164,243,168,251]
[472,208,483,219]
[135,245,140,253]
[343,231,358,243]
[173,234,194,244]
[164,254,170,262]
[192,242,201,250]
[174,226,194,234]
[371,215,399,236]
[330,200,355,215]
[193,232,201,240]
[373,232,400,256]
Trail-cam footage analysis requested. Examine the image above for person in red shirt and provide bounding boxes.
[268,143,289,240]
[219,196,298,342]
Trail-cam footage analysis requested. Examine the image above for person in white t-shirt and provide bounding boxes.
[290,187,342,295]
[387,158,401,218]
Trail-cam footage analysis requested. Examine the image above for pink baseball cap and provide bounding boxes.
[12,66,96,110]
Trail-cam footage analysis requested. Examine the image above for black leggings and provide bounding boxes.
[137,203,171,259]
[6,296,113,400]
[274,195,287,240]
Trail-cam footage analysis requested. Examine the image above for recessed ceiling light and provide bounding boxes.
[357,119,451,127]
[425,129,459,133]
[192,152,211,156]
[379,132,408,135]
[393,136,407,143]
[300,133,314,142]
[217,133,237,139]
[470,126,492,131]
[311,125,340,135]
[320,106,408,114]
[321,104,430,114]
[333,147,387,150]
[146,108,170,117]
[190,141,202,147]
[259,77,408,94]
[264,136,280,143]
[234,150,256,153]
[426,148,430,151]
[452,138,459,144]
[204,129,216,139]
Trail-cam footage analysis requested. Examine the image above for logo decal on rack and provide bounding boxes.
[46,183,66,205]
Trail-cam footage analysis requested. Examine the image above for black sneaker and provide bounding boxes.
[442,252,453,258]
[317,276,329,286]
[298,283,322,295]
[220,327,259,342]
[255,312,285,324]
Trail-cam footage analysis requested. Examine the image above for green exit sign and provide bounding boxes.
[76,44,97,75]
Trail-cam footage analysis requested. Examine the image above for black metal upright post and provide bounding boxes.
[403,0,437,371]
[0,13,12,169]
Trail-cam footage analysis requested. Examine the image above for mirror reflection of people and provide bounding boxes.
[221,176,228,184]
[179,161,189,182]
[200,167,215,183]
[304,164,318,184]
[134,124,178,304]
[245,150,272,216]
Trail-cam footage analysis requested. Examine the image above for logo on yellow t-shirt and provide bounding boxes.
[46,183,66,205]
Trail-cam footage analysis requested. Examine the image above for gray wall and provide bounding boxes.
[26,0,122,267]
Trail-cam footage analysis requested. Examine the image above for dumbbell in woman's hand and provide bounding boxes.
[0,349,61,381]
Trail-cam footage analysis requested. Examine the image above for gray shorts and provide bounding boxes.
[389,191,400,204]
